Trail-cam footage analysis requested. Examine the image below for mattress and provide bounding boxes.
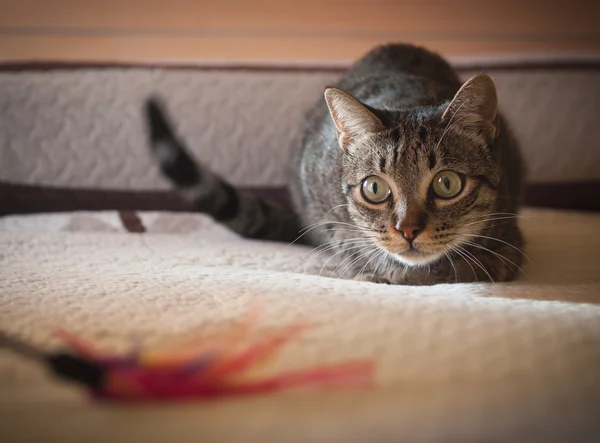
[1,208,599,443]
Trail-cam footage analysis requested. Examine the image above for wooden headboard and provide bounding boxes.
[1,0,599,63]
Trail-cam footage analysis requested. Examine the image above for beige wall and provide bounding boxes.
[0,0,599,63]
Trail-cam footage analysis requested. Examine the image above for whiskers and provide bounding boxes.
[460,232,534,266]
[447,243,494,282]
[332,246,379,279]
[354,247,391,281]
[462,212,525,230]
[442,228,533,283]
[460,239,532,282]
[293,236,372,274]
[290,206,531,284]
[289,218,374,275]
[287,215,379,247]
[442,248,459,283]
[288,214,394,280]
[319,240,377,277]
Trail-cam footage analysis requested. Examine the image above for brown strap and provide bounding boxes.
[118,211,146,233]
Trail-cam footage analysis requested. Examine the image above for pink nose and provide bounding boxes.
[394,223,422,241]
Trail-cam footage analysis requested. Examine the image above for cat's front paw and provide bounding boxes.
[352,273,391,284]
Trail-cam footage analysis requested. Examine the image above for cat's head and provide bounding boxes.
[324,74,503,266]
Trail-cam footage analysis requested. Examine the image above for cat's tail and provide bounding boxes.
[144,98,303,242]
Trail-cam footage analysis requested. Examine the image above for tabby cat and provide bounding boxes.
[145,43,526,285]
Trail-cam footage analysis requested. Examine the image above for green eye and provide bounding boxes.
[361,175,391,204]
[432,171,463,199]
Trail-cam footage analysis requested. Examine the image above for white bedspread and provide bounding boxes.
[1,209,599,443]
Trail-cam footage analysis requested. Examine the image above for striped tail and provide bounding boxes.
[144,98,302,242]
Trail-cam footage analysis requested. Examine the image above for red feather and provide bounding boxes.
[54,318,374,402]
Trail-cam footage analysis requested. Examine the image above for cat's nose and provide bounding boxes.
[394,223,422,241]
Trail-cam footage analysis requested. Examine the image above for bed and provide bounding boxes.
[1,58,599,442]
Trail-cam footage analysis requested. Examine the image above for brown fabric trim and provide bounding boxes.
[0,182,291,216]
[1,59,600,74]
[524,182,600,212]
[118,211,146,233]
[0,182,191,215]
[1,181,599,216]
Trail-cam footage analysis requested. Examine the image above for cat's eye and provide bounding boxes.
[361,175,391,204]
[432,171,463,199]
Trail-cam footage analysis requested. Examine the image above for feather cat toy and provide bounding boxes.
[0,319,373,402]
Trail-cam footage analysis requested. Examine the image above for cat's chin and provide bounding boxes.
[393,250,444,266]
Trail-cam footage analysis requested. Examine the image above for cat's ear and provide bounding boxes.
[442,74,500,141]
[324,87,383,150]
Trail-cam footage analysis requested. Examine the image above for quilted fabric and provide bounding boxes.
[1,67,599,190]
[1,209,599,442]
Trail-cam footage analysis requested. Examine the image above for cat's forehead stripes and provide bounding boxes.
[389,126,403,167]
[386,120,438,173]
[379,155,387,172]
[428,151,437,170]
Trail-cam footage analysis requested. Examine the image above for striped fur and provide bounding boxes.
[145,99,302,242]
[287,44,526,284]
[145,43,526,285]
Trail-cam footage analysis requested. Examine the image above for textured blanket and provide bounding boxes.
[1,209,600,443]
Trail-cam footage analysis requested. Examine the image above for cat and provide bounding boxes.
[145,43,526,285]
